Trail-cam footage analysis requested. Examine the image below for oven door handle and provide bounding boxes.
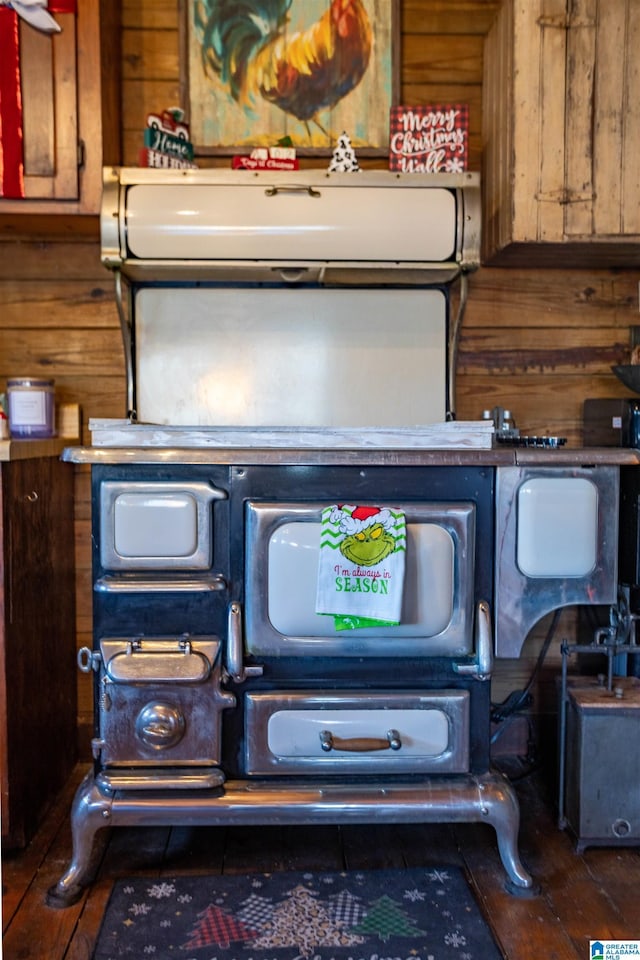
[227,602,263,683]
[319,730,402,753]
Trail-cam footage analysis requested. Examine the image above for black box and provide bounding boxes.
[583,398,640,447]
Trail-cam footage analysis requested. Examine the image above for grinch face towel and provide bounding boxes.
[316,504,406,630]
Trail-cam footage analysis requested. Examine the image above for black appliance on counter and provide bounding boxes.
[583,398,640,447]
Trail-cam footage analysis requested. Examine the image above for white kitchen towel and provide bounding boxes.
[316,504,406,630]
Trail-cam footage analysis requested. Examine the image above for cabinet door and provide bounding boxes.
[0,0,120,221]
[0,457,77,848]
[483,0,640,267]
[18,12,80,202]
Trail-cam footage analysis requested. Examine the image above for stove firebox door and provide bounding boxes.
[95,637,235,767]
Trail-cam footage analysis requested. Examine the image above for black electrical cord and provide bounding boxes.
[490,607,562,725]
[490,608,564,781]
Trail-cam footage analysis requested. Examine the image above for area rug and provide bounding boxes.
[92,867,503,960]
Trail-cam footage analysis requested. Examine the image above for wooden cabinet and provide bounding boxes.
[482,0,640,267]
[0,450,76,849]
[0,0,120,231]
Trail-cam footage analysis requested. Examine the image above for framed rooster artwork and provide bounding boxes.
[180,0,399,156]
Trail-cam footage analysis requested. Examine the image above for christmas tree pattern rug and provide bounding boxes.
[91,867,503,960]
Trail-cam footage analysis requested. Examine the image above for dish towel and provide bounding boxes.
[316,504,406,630]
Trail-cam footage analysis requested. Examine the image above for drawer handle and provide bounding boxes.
[319,729,402,753]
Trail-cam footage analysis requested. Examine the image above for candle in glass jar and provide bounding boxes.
[7,378,56,438]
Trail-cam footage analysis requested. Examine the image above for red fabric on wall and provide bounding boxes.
[0,8,24,198]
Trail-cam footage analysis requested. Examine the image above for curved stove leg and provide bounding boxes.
[46,770,112,908]
[480,771,539,897]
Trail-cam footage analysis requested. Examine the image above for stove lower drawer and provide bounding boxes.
[244,691,469,775]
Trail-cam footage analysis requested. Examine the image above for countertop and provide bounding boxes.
[61,444,640,467]
[60,418,640,466]
[0,437,75,462]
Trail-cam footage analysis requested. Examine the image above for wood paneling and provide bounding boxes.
[402,0,501,34]
[2,0,639,758]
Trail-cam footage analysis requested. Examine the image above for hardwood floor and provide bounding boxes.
[2,762,639,959]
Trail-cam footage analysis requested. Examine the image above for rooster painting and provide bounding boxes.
[189,0,393,149]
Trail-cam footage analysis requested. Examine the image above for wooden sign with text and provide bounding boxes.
[389,105,468,173]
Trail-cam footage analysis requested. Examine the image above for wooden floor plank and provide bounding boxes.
[455,819,582,960]
[61,824,175,960]
[1,815,90,960]
[162,824,226,874]
[1,764,87,932]
[341,821,463,871]
[222,825,289,875]
[341,823,409,870]
[579,846,640,929]
[514,776,634,949]
[281,825,344,872]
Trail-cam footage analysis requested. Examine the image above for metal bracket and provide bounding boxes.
[114,268,136,420]
[78,647,102,673]
[453,600,493,680]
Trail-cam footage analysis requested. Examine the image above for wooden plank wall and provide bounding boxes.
[1,0,639,756]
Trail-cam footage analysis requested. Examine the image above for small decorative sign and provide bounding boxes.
[232,146,299,171]
[389,104,468,173]
[139,108,198,169]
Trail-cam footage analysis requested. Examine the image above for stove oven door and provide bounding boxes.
[244,500,476,658]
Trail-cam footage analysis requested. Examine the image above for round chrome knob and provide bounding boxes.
[135,701,185,750]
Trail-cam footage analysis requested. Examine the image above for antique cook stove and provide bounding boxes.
[48,169,620,906]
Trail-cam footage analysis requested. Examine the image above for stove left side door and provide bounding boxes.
[87,464,235,777]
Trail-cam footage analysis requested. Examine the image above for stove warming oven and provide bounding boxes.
[48,169,619,906]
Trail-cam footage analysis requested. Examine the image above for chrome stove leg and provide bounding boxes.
[478,771,538,896]
[46,770,113,908]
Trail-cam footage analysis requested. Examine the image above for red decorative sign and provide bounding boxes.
[232,146,299,171]
[389,105,468,174]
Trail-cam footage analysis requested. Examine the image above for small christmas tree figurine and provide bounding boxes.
[329,132,361,172]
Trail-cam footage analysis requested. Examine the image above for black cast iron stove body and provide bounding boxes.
[49,456,534,905]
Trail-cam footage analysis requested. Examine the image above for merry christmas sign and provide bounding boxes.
[389,105,468,174]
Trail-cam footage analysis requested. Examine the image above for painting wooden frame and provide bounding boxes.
[179,0,399,157]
